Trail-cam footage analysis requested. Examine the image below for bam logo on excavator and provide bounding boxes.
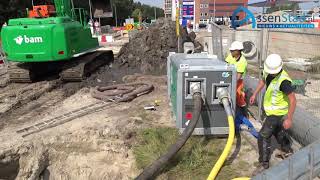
[14,35,43,45]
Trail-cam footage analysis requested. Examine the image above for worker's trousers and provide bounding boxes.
[258,115,292,166]
[236,79,246,107]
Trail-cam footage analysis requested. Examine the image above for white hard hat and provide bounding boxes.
[264,54,283,74]
[229,41,244,51]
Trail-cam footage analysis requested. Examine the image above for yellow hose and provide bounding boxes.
[207,89,251,180]
[207,116,235,180]
[206,115,251,180]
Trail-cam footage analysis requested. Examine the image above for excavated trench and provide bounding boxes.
[0,157,20,180]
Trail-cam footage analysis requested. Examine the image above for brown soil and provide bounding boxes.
[118,18,202,75]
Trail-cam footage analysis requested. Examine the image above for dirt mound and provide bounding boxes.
[117,18,201,75]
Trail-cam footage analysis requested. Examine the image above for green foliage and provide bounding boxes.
[132,2,164,20]
[0,0,31,29]
[111,0,164,24]
[132,8,142,21]
[266,3,300,14]
[113,0,134,20]
[0,0,164,28]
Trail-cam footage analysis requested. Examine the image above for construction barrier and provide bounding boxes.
[125,24,134,31]
[98,35,114,43]
[113,27,126,31]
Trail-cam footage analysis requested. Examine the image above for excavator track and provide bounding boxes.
[8,63,35,83]
[7,50,114,83]
[60,50,114,81]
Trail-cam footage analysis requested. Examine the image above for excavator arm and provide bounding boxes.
[54,0,74,17]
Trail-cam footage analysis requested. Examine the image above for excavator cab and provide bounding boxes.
[29,0,56,18]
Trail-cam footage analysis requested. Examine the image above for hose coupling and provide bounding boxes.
[216,87,229,103]
[190,82,201,95]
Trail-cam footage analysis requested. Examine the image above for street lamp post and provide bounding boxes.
[193,0,196,31]
[115,5,118,27]
[110,0,118,27]
[213,0,216,22]
[88,0,93,20]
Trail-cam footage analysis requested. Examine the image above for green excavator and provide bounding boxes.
[1,0,113,82]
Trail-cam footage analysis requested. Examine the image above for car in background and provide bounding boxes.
[199,24,207,29]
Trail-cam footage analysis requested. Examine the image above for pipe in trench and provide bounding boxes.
[244,76,320,146]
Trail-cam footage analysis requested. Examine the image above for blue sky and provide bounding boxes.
[135,0,163,7]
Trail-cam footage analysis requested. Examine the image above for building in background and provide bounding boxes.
[195,0,248,25]
[164,0,173,17]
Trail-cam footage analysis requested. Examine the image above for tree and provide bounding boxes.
[132,8,142,21]
[266,3,300,14]
[0,0,31,30]
[113,0,134,20]
[0,0,164,29]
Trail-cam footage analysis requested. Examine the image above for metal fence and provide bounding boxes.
[100,25,113,34]
[210,23,320,120]
[253,139,320,180]
[210,23,320,179]
[211,23,224,60]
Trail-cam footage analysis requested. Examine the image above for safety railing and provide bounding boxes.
[211,23,224,60]
[253,139,320,180]
[210,24,320,121]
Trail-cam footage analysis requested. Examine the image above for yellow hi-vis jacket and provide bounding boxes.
[263,70,292,116]
[225,54,247,78]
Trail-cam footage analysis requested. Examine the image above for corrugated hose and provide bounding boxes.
[91,82,154,102]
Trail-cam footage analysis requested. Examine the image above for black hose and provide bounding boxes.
[135,92,203,180]
[91,83,154,102]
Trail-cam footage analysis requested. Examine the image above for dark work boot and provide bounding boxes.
[275,148,293,160]
[275,128,293,159]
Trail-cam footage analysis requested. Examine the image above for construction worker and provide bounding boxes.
[225,41,248,114]
[94,20,101,36]
[250,54,297,173]
[88,19,94,36]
